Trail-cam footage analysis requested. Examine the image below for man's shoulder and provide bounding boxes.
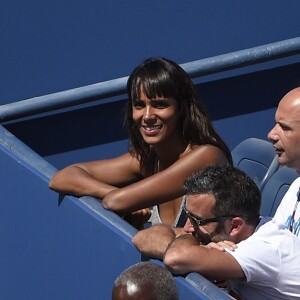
[240,218,292,245]
[289,176,300,187]
[278,176,300,202]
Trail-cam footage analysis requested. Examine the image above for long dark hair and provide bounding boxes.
[125,57,232,175]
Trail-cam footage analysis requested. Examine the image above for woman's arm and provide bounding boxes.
[49,153,142,199]
[50,145,227,215]
[103,145,228,214]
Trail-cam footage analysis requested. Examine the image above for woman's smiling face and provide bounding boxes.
[132,86,182,146]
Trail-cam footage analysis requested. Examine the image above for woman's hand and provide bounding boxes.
[123,208,152,230]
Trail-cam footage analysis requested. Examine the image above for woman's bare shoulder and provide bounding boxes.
[181,144,228,165]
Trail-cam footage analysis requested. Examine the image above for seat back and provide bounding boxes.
[231,138,278,189]
[261,166,298,217]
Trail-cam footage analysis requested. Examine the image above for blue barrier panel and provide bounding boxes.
[186,273,232,300]
[0,126,140,299]
[148,259,232,300]
[0,125,223,299]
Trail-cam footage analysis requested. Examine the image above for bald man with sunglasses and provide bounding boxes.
[132,165,300,300]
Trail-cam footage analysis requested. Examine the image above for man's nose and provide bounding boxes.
[267,125,278,142]
[183,218,195,233]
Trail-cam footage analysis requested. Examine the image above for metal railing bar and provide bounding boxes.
[0,77,128,122]
[1,37,300,122]
[182,37,300,77]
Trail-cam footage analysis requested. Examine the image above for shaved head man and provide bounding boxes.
[268,87,300,236]
[112,262,179,300]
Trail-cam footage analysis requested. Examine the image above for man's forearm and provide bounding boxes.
[165,233,199,256]
[164,234,201,274]
[132,224,176,259]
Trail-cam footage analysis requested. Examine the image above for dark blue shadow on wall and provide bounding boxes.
[4,99,129,157]
[198,61,300,120]
[4,61,300,164]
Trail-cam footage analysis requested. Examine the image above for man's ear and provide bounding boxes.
[228,217,244,237]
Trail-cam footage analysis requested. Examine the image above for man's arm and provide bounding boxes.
[132,224,185,259]
[164,234,245,281]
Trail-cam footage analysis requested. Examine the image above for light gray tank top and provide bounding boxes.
[148,196,187,227]
[147,157,187,227]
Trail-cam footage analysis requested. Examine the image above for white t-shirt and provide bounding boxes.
[226,217,300,300]
[274,177,300,237]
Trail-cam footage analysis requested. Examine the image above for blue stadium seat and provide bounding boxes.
[231,138,279,190]
[260,166,298,217]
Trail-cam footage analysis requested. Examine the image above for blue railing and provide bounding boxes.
[0,37,300,122]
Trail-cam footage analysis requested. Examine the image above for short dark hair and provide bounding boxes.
[112,261,179,300]
[183,165,261,226]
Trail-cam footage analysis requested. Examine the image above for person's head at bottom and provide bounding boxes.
[112,261,179,300]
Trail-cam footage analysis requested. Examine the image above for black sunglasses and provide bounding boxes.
[183,202,237,227]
